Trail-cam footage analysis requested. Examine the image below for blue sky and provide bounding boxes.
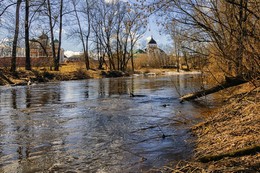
[61,15,171,52]
[0,0,172,54]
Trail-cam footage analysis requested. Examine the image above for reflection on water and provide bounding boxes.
[0,74,210,172]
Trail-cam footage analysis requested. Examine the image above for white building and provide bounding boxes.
[0,44,25,57]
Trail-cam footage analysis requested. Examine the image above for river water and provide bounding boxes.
[0,73,210,173]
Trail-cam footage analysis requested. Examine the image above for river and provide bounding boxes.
[0,73,211,173]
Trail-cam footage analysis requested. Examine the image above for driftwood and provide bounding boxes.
[198,145,260,163]
[0,71,14,84]
[180,77,248,103]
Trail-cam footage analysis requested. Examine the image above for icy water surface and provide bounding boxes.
[0,74,210,172]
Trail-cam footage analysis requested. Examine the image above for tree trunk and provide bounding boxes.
[235,0,245,76]
[84,43,90,70]
[25,0,31,70]
[130,41,135,73]
[84,0,91,70]
[47,0,56,71]
[10,0,22,73]
[180,77,247,102]
[184,51,190,71]
[72,0,88,69]
[54,0,63,71]
[0,71,14,84]
[84,35,90,70]
[96,35,103,69]
[199,145,260,163]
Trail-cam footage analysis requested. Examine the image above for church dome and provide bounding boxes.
[148,37,157,44]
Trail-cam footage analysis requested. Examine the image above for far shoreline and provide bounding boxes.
[0,65,201,87]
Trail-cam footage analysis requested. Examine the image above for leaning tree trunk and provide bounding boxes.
[180,77,248,103]
[10,0,22,73]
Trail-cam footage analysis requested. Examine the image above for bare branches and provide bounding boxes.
[142,0,259,78]
[225,0,259,19]
[0,2,16,17]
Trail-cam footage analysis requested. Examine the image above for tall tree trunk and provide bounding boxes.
[130,40,135,73]
[84,0,91,70]
[130,54,134,73]
[55,0,63,71]
[47,0,56,71]
[85,38,90,70]
[122,36,129,71]
[184,51,190,71]
[236,0,248,77]
[116,30,120,70]
[175,45,180,72]
[96,35,103,69]
[106,37,115,70]
[25,0,31,70]
[10,0,22,73]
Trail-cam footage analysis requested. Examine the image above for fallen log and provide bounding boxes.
[180,77,248,103]
[198,145,260,163]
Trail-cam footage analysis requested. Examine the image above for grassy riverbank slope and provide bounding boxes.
[152,81,260,172]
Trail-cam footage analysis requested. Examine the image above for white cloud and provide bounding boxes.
[146,36,152,42]
[64,50,82,57]
[105,0,127,3]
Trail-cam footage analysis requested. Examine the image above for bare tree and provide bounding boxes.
[0,1,16,17]
[69,0,95,70]
[123,5,147,72]
[10,0,22,73]
[90,0,146,72]
[141,0,259,80]
[90,4,106,69]
[45,0,65,71]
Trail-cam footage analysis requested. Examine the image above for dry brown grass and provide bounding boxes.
[133,54,150,69]
[149,82,260,173]
[0,61,104,85]
[59,62,86,73]
[194,90,259,157]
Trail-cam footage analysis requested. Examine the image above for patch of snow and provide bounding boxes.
[164,71,201,75]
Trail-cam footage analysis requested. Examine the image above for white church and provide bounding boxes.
[144,37,169,67]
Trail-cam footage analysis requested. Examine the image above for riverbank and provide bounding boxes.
[151,81,260,172]
[0,62,106,86]
[0,68,98,86]
[0,63,190,86]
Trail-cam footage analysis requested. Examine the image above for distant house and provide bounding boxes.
[30,32,65,63]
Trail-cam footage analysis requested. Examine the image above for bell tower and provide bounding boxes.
[147,36,157,55]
